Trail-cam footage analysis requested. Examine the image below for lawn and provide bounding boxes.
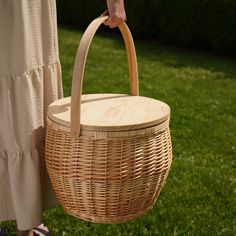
[1,25,236,235]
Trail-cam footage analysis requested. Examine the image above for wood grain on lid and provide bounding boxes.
[48,93,170,132]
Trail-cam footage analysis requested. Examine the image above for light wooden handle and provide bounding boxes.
[71,16,139,138]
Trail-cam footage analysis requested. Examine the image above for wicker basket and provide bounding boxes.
[45,16,172,224]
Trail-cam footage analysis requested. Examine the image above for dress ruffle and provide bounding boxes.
[0,61,63,230]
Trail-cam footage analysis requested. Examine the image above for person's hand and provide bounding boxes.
[102,0,126,28]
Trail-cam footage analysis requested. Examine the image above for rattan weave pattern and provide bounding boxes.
[45,120,172,223]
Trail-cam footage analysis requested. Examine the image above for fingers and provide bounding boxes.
[104,15,126,28]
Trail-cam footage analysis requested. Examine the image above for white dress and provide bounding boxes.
[0,0,63,230]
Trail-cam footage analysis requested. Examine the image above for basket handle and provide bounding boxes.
[71,16,139,138]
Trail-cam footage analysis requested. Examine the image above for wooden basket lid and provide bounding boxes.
[48,93,170,132]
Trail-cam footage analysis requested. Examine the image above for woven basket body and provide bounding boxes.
[45,17,172,223]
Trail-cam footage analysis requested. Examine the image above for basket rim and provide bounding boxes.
[47,116,170,138]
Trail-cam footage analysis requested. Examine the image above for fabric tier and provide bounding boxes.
[0,61,63,230]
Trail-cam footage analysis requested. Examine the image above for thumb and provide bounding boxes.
[101,10,109,17]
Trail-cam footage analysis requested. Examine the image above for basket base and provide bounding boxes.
[64,203,155,224]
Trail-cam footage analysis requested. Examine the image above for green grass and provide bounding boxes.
[1,26,236,235]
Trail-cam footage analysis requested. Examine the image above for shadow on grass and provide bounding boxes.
[59,24,236,81]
